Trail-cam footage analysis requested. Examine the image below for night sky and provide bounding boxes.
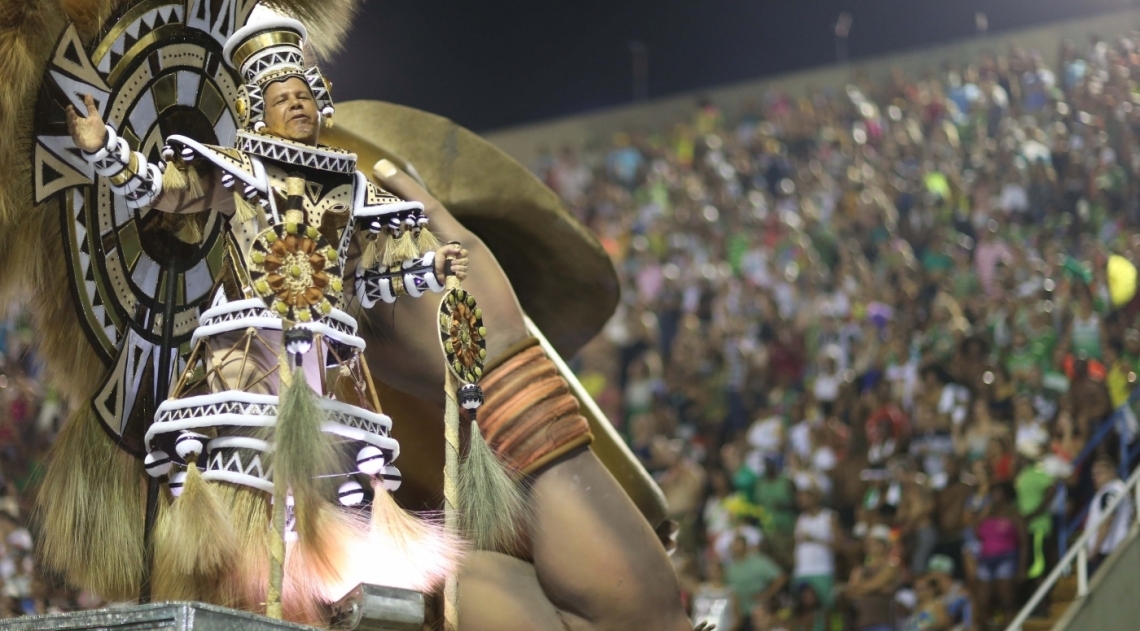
[323,0,1134,132]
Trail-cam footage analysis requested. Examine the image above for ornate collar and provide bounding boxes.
[235,130,357,174]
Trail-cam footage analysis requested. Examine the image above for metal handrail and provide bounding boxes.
[1005,461,1140,631]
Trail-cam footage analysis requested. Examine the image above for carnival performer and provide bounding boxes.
[63,17,466,623]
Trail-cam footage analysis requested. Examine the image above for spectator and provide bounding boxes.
[973,483,1027,629]
[844,525,900,631]
[792,486,840,611]
[692,557,741,631]
[1086,455,1134,573]
[925,554,972,630]
[725,535,788,621]
[789,582,828,631]
[1013,440,1056,580]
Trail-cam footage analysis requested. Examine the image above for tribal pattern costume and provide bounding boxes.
[32,9,462,623]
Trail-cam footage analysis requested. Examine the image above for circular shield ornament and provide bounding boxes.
[31,0,259,451]
[247,223,343,322]
[438,287,487,383]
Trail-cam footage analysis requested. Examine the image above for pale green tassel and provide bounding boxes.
[415,225,441,256]
[274,366,340,546]
[233,191,258,224]
[458,421,530,553]
[185,164,205,200]
[162,162,187,192]
[382,230,419,268]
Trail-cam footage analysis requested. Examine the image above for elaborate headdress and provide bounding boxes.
[222,18,335,132]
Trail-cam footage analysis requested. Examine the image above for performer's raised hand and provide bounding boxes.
[435,242,469,282]
[66,94,107,153]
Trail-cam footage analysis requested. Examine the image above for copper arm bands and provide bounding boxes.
[475,338,594,476]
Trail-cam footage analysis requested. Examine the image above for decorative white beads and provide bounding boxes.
[356,445,385,475]
[338,480,365,506]
[144,450,172,478]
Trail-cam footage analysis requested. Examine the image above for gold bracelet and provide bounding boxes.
[108,151,140,186]
[390,276,407,297]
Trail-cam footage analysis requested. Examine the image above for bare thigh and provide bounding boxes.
[458,551,573,631]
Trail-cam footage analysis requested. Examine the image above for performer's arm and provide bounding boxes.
[355,243,468,307]
[67,94,232,214]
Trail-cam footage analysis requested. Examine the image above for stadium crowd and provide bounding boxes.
[539,34,1140,631]
[0,25,1137,631]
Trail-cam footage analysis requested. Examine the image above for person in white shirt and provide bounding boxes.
[1086,455,1134,573]
[793,486,841,611]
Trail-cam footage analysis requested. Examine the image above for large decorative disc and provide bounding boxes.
[32,0,259,453]
[247,223,343,322]
[438,287,487,383]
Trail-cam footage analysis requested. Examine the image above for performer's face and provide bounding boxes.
[262,77,318,145]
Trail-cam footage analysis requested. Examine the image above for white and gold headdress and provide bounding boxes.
[222,17,334,132]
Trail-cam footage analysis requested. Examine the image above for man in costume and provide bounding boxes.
[17,0,692,628]
[63,17,467,623]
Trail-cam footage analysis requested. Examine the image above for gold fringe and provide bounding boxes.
[162,162,188,192]
[233,192,258,224]
[153,464,238,601]
[415,225,441,256]
[382,231,419,268]
[33,408,148,601]
[175,215,203,244]
[361,234,385,269]
[212,485,271,614]
[186,164,205,200]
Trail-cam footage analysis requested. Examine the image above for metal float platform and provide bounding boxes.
[0,585,424,631]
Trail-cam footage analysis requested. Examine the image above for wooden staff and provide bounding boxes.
[441,274,461,631]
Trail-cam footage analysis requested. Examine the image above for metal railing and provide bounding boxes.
[1055,387,1140,560]
[1005,461,1140,631]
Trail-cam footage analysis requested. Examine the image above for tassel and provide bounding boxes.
[233,191,259,224]
[186,164,205,200]
[458,421,530,554]
[415,225,441,256]
[162,162,188,192]
[153,463,238,584]
[367,482,466,591]
[274,366,341,548]
[361,234,386,269]
[382,230,419,268]
[175,216,203,244]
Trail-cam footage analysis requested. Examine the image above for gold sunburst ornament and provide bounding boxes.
[248,223,343,322]
[439,287,487,383]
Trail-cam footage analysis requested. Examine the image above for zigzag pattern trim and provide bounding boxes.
[236,132,356,174]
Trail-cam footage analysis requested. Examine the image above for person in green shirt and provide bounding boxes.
[1014,442,1056,580]
[753,456,798,536]
[724,535,788,619]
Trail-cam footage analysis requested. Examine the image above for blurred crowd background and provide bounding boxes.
[535,33,1140,631]
[3,22,1140,631]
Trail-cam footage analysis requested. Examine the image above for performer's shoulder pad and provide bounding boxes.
[354,171,422,218]
[166,135,266,193]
